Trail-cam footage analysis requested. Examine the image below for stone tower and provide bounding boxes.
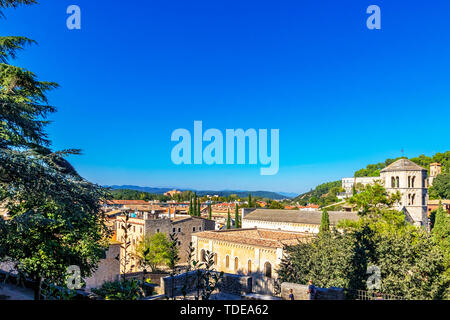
[429,162,442,186]
[380,159,428,227]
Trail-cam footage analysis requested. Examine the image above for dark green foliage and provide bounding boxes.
[0,2,110,300]
[278,225,448,299]
[91,279,144,300]
[293,180,341,207]
[320,210,330,233]
[226,208,231,229]
[109,189,170,201]
[234,204,239,228]
[208,203,212,220]
[429,174,450,200]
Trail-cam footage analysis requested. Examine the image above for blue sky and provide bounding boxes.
[2,0,450,194]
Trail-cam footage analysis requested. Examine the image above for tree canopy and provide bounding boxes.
[0,0,110,299]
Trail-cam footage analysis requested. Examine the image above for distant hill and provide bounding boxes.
[106,185,290,200]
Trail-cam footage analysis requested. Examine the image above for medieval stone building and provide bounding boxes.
[379,159,428,227]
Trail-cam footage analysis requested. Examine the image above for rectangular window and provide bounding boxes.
[193,227,196,232]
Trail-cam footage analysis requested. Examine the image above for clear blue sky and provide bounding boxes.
[3,0,450,194]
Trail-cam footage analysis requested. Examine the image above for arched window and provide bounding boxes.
[411,194,415,205]
[391,177,396,188]
[264,262,272,278]
[213,253,217,265]
[225,255,230,268]
[247,260,252,274]
[234,257,239,271]
[396,177,400,188]
[408,176,411,188]
[411,176,415,188]
[200,249,206,262]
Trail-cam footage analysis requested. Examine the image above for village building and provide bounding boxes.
[379,159,428,227]
[427,199,450,215]
[191,228,312,294]
[241,208,359,234]
[115,213,215,272]
[429,162,442,186]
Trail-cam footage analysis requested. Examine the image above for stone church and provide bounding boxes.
[379,159,428,227]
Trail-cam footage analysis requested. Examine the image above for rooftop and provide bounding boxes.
[193,228,313,248]
[380,159,427,173]
[243,209,359,225]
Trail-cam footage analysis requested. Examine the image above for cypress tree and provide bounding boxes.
[226,208,231,229]
[189,198,193,216]
[208,203,212,220]
[235,204,240,228]
[193,193,197,216]
[320,209,330,233]
[197,198,201,217]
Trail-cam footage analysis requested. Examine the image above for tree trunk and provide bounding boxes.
[34,276,42,300]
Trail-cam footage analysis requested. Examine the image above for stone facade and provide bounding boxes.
[161,270,253,298]
[191,228,312,295]
[379,159,428,227]
[84,243,120,290]
[280,282,345,300]
[116,215,215,272]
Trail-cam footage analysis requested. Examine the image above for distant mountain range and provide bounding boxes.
[106,185,294,200]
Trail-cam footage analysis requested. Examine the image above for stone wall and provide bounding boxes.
[84,243,121,291]
[161,270,252,298]
[280,282,345,300]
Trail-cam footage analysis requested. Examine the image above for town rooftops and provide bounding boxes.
[104,200,149,205]
[193,228,312,248]
[243,209,359,225]
[380,159,427,173]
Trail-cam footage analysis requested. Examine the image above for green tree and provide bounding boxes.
[189,198,193,216]
[432,203,450,274]
[0,0,110,300]
[208,203,212,220]
[234,204,240,229]
[429,174,450,200]
[226,208,231,229]
[197,197,201,217]
[320,209,330,233]
[248,194,252,208]
[135,232,172,272]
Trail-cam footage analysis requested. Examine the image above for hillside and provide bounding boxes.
[294,151,450,206]
[107,185,289,200]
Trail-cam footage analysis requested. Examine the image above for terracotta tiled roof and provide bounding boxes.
[243,209,359,225]
[104,200,149,205]
[194,228,313,248]
[380,159,426,172]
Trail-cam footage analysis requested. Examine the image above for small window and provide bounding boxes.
[193,227,196,232]
[234,257,239,271]
[172,228,176,233]
[200,249,206,262]
[178,228,181,232]
[264,262,272,278]
[225,255,230,268]
[199,226,202,231]
[214,253,218,265]
[248,260,252,274]
[156,229,160,233]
